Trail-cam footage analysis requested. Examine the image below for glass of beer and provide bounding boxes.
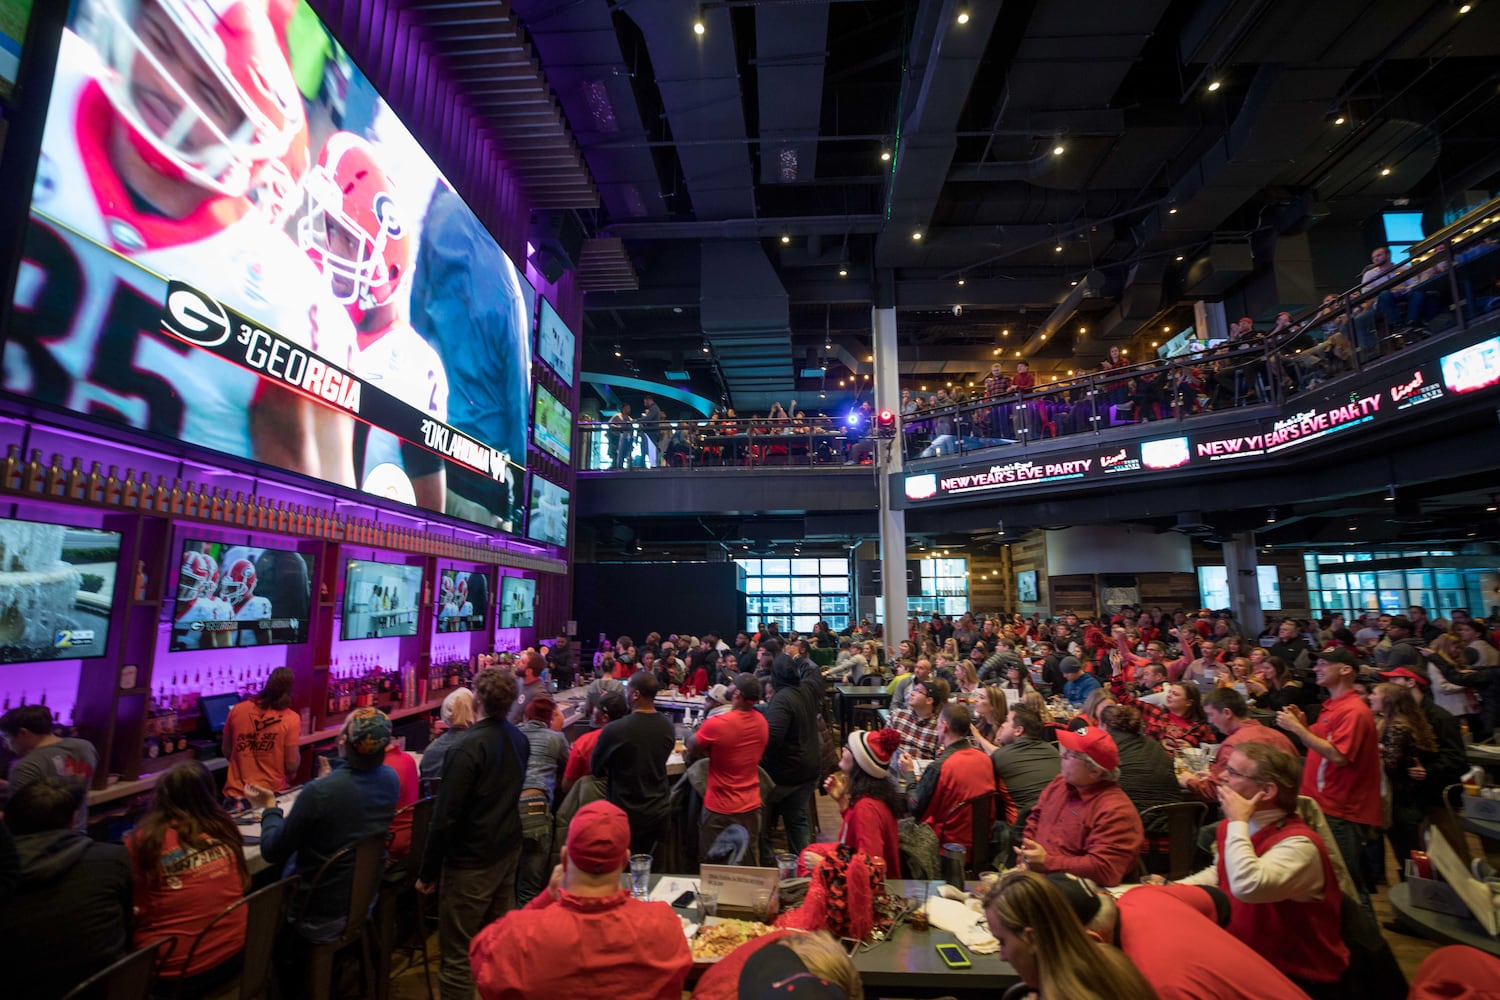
[908,882,930,930]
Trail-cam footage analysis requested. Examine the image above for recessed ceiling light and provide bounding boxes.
[838,268,848,277]
[1070,280,1078,286]
[673,306,683,314]
[1014,351,1021,357]
[1380,167,1392,176]
[912,231,923,241]
[1333,115,1346,125]
[1168,207,1178,215]
[1459,3,1472,12]
[880,150,892,162]
[957,278,966,286]
[1175,255,1185,261]
[702,344,710,353]
[1207,80,1222,92]
[1040,334,1047,340]
[780,234,791,244]
[1078,327,1086,334]
[1163,325,1171,331]
[693,18,705,36]
[1151,341,1158,347]
[956,10,970,24]
[1001,329,1009,337]
[1054,244,1064,253]
[1067,370,1075,376]
[1053,145,1065,156]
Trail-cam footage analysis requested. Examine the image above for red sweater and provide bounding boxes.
[839,796,902,878]
[1216,816,1348,984]
[1023,776,1144,886]
[919,746,997,856]
[470,889,691,1000]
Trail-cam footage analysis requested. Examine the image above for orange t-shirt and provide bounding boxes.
[222,701,300,798]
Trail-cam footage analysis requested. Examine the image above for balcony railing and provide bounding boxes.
[576,198,1500,473]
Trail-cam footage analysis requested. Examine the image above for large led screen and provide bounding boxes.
[342,558,422,640]
[436,567,488,633]
[536,297,574,385]
[526,476,569,549]
[499,575,535,629]
[171,537,312,651]
[532,384,571,464]
[3,0,530,531]
[0,518,120,664]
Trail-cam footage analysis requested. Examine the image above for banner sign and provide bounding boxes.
[904,352,1485,505]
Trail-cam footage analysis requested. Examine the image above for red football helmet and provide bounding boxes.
[298,131,411,308]
[88,0,304,198]
[457,578,469,604]
[177,549,215,601]
[440,575,455,604]
[220,558,257,606]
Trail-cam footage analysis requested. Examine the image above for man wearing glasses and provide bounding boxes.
[1014,726,1143,886]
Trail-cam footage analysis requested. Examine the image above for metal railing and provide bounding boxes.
[575,201,1500,472]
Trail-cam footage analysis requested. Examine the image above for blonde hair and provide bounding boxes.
[985,871,1158,1000]
[441,687,476,729]
[783,931,864,1000]
[1022,691,1053,723]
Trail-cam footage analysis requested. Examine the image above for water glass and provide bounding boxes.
[752,888,774,921]
[628,853,652,899]
[697,886,719,921]
[908,882,930,930]
[775,852,798,882]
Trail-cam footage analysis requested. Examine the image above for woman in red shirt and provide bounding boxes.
[1117,681,1216,752]
[803,728,905,877]
[127,761,249,985]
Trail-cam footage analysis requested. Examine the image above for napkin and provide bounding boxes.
[922,896,999,954]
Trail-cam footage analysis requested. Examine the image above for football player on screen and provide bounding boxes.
[298,131,450,512]
[221,554,273,645]
[3,0,357,487]
[174,548,230,649]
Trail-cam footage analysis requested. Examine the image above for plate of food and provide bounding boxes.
[689,918,778,962]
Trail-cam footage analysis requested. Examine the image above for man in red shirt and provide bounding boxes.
[1276,646,1381,905]
[906,704,996,856]
[1181,687,1296,801]
[469,800,691,999]
[685,673,770,863]
[1047,874,1310,1000]
[560,691,628,795]
[1018,727,1143,886]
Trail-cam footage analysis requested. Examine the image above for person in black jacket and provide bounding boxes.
[417,668,528,1000]
[1378,665,1469,855]
[0,778,132,1000]
[758,654,822,862]
[1100,704,1186,851]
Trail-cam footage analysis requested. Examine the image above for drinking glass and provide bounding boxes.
[697,886,719,921]
[908,882,930,930]
[629,853,652,899]
[775,852,798,882]
[752,888,774,921]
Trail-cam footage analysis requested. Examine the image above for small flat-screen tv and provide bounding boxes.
[436,567,489,633]
[499,576,535,628]
[1017,570,1039,604]
[0,518,120,664]
[342,558,423,640]
[532,384,571,464]
[526,476,569,548]
[5,0,530,530]
[171,538,313,651]
[536,298,575,385]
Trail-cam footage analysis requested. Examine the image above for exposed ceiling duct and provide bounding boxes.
[514,0,668,220]
[755,4,831,186]
[701,242,794,409]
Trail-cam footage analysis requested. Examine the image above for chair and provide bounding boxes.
[296,835,388,1000]
[60,938,175,1000]
[1138,801,1209,880]
[376,798,436,1000]
[942,790,998,877]
[171,875,297,1000]
[850,674,889,732]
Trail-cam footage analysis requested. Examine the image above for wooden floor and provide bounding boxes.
[388,796,1450,998]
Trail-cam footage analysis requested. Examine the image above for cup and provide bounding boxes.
[752,888,774,922]
[978,869,1001,893]
[629,853,652,899]
[697,886,719,921]
[776,852,798,882]
[908,882,930,931]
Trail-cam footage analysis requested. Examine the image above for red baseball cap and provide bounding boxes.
[1057,726,1119,771]
[1378,666,1430,687]
[566,800,632,874]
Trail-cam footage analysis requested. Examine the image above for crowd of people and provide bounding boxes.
[5,603,1500,997]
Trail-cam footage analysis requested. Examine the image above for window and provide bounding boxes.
[738,555,851,633]
[1304,552,1478,618]
[909,557,969,617]
[1382,212,1424,265]
[1197,566,1281,611]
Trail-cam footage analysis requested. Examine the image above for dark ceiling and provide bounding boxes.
[504,0,1500,413]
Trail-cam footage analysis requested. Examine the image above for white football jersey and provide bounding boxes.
[174,595,231,650]
[350,319,448,486]
[231,595,274,647]
[4,32,356,461]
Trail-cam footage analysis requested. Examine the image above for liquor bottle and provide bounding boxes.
[2,444,20,491]
[169,478,184,514]
[67,457,88,499]
[121,468,138,507]
[23,450,45,493]
[45,454,65,496]
[138,471,156,512]
[234,492,247,525]
[103,464,121,503]
[183,480,199,518]
[209,487,223,521]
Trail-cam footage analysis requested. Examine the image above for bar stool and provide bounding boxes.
[170,875,298,1000]
[60,938,174,1000]
[293,835,388,1000]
